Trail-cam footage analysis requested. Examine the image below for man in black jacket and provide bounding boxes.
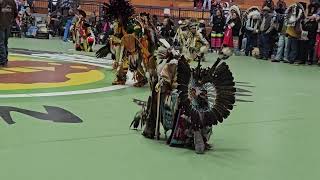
[0,0,18,66]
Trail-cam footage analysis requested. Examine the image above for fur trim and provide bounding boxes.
[247,10,261,20]
[230,5,241,17]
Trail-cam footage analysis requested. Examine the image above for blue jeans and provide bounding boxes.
[258,33,271,58]
[275,34,288,61]
[0,28,10,64]
[287,37,298,63]
[202,0,211,10]
[63,19,72,42]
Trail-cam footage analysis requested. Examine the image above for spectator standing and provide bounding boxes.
[308,0,320,16]
[285,3,304,64]
[275,0,286,14]
[226,6,241,54]
[257,6,275,60]
[272,14,288,62]
[194,0,203,9]
[48,0,59,13]
[202,0,211,10]
[262,0,275,10]
[49,11,63,36]
[211,8,225,51]
[245,8,261,56]
[301,15,318,65]
[222,2,230,18]
[63,8,74,42]
[210,0,221,18]
[0,0,18,66]
[21,6,33,35]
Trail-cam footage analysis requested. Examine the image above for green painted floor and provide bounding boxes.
[1,38,320,180]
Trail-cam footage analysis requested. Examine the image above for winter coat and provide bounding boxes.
[0,0,18,30]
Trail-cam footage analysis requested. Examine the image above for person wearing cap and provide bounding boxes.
[0,0,18,66]
[257,6,275,60]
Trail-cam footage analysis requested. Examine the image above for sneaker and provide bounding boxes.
[307,61,313,65]
[295,61,305,65]
[271,59,280,62]
[283,60,290,63]
[256,56,263,60]
[0,61,8,67]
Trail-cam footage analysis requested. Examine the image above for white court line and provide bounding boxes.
[11,53,113,69]
[0,85,129,98]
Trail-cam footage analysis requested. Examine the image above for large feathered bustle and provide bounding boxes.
[104,0,135,26]
[211,62,236,125]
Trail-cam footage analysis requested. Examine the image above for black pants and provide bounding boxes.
[258,33,271,58]
[306,40,316,62]
[0,28,10,64]
[245,32,258,55]
[297,40,308,63]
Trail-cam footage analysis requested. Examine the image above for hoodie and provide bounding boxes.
[0,0,18,30]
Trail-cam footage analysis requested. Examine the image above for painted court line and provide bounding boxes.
[0,85,128,98]
[10,53,113,69]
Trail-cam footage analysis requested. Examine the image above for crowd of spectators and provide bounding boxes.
[5,0,320,65]
[205,0,320,65]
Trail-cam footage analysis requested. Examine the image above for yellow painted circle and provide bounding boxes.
[0,56,106,91]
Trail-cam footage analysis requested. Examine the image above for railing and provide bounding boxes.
[32,0,212,20]
[134,5,211,20]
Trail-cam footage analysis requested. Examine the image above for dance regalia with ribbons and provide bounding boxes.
[131,39,236,154]
[74,10,95,52]
[96,0,154,87]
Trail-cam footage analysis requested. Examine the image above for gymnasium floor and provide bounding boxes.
[0,38,319,180]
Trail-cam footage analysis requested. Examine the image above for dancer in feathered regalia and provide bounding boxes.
[174,21,209,63]
[73,10,95,52]
[131,38,236,154]
[96,0,157,87]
